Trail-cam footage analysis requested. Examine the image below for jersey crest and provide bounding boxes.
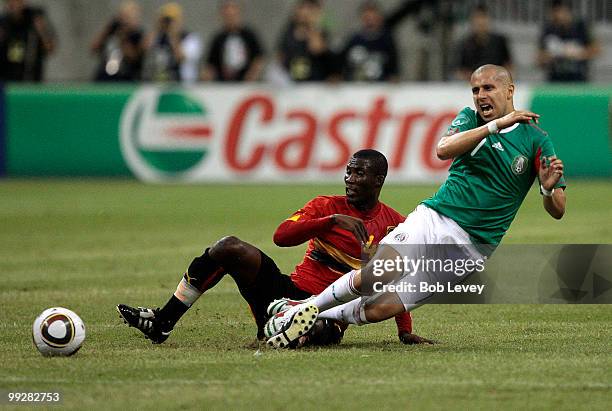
[394,232,408,242]
[446,127,460,136]
[511,155,528,175]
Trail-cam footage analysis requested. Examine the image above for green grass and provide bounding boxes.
[0,179,611,410]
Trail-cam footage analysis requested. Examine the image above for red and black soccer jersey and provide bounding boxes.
[273,195,413,334]
[273,195,405,295]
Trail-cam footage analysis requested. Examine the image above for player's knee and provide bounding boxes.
[363,303,402,323]
[209,235,246,262]
[361,245,404,288]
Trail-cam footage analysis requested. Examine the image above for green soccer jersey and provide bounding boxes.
[422,107,566,245]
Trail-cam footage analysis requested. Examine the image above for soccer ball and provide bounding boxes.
[32,307,86,356]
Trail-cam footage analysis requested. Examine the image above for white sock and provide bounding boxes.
[312,270,361,312]
[319,298,369,325]
[173,277,202,307]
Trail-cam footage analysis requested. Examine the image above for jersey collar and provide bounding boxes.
[499,123,520,134]
[344,197,381,220]
[476,113,521,134]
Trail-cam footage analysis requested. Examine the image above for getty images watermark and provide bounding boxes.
[371,254,488,295]
[360,244,612,304]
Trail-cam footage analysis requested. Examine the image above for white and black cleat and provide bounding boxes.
[116,304,172,344]
[266,296,315,317]
[266,303,318,349]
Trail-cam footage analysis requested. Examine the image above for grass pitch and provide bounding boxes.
[0,180,611,410]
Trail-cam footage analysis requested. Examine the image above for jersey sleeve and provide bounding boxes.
[579,21,594,46]
[538,25,549,51]
[272,197,335,247]
[206,34,222,68]
[534,134,567,190]
[445,107,478,136]
[246,28,264,58]
[394,311,412,334]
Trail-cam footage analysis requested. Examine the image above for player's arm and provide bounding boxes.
[274,206,369,247]
[572,22,600,62]
[437,110,540,160]
[32,10,55,55]
[543,189,565,220]
[244,32,265,82]
[538,156,566,219]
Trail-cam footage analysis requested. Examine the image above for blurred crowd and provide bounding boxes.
[0,0,602,84]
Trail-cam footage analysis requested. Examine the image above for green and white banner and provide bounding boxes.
[5,84,611,181]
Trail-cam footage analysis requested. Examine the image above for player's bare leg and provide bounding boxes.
[361,292,406,322]
[118,236,268,342]
[159,235,264,326]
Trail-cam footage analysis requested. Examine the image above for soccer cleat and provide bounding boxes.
[263,310,288,339]
[265,303,319,349]
[116,304,172,344]
[266,296,315,317]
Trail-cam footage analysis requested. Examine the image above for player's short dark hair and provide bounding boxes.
[551,0,568,9]
[352,149,388,177]
[472,3,489,15]
[219,0,239,10]
[297,0,321,7]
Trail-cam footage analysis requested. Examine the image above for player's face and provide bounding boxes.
[552,5,572,26]
[221,2,241,29]
[471,70,513,121]
[471,12,490,35]
[6,0,24,15]
[344,157,380,207]
[361,8,383,32]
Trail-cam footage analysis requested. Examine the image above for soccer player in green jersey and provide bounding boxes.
[265,64,567,348]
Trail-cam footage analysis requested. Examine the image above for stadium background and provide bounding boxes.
[1,1,611,410]
[1,0,611,180]
[32,0,612,82]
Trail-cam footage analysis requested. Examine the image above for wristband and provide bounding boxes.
[540,185,554,197]
[487,121,499,134]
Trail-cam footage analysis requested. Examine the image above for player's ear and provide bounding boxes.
[507,83,515,100]
[375,175,385,187]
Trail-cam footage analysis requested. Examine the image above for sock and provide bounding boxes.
[157,248,226,329]
[157,277,202,330]
[312,270,361,312]
[157,295,189,330]
[318,298,369,325]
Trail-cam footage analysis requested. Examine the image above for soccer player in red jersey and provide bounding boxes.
[117,150,433,346]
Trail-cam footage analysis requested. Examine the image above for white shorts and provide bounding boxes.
[377,204,486,310]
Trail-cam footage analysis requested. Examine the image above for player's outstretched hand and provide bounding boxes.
[539,155,564,190]
[331,214,369,245]
[496,110,540,129]
[399,331,437,345]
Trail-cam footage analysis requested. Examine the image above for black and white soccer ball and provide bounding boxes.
[32,307,86,356]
